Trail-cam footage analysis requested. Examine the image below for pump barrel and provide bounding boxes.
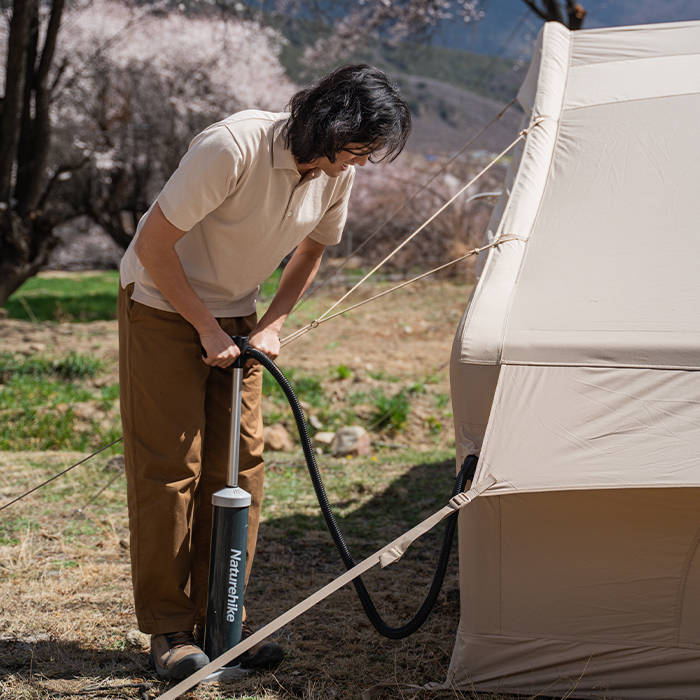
[204,498,249,658]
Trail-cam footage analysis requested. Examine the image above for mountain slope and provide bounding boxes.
[397,73,523,155]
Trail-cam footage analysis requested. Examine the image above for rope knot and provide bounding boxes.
[309,319,320,329]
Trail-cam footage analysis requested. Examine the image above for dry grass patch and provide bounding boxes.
[0,448,498,700]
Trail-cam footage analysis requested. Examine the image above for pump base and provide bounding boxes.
[203,663,249,682]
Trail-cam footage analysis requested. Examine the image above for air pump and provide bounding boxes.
[203,335,251,681]
[202,334,473,677]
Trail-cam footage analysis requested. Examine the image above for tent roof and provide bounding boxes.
[458,20,700,371]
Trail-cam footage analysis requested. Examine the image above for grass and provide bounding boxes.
[369,388,412,431]
[334,364,354,380]
[0,345,451,454]
[0,350,103,380]
[261,367,450,441]
[0,351,121,452]
[3,271,121,322]
[2,269,285,324]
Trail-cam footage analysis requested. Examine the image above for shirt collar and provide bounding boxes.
[272,117,299,173]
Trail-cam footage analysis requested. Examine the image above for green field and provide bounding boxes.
[2,270,287,323]
[3,271,121,323]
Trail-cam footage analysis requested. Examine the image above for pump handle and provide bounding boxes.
[201,335,249,366]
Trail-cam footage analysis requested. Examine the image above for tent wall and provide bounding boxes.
[450,489,700,698]
[476,364,700,495]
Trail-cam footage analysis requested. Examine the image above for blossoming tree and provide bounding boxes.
[0,0,294,304]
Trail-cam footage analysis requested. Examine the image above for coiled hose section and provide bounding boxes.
[246,346,477,639]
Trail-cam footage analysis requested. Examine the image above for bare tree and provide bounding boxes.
[521,0,586,30]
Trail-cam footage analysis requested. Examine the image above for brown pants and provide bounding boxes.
[118,284,265,634]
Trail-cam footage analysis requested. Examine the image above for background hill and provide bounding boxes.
[396,74,522,155]
[273,0,700,155]
[278,20,525,154]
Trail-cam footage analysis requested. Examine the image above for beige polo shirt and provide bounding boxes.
[120,110,355,317]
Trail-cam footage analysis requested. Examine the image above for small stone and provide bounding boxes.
[331,426,370,457]
[29,343,47,353]
[125,629,150,651]
[312,431,335,446]
[264,423,294,452]
[312,432,335,453]
[308,414,323,430]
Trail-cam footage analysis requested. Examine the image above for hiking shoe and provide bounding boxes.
[150,631,209,680]
[236,622,284,669]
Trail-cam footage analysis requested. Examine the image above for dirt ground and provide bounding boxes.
[0,277,469,373]
[0,278,472,450]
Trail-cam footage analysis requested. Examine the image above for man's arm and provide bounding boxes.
[248,235,326,361]
[134,202,241,367]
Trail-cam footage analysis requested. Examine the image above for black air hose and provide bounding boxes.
[245,346,477,639]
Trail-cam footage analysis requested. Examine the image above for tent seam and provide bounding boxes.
[564,90,700,112]
[674,524,700,643]
[456,621,700,650]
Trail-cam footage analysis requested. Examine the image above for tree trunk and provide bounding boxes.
[566,0,587,30]
[0,0,68,306]
[520,0,586,29]
[0,0,33,202]
[0,209,59,302]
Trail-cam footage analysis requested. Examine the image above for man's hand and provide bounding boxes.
[247,325,281,367]
[201,326,241,368]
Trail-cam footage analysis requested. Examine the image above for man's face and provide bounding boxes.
[305,143,376,178]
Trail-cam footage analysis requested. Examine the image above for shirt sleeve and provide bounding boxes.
[309,167,356,246]
[157,126,241,232]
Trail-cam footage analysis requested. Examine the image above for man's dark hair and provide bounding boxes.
[283,64,412,165]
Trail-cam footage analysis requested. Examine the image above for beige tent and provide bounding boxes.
[448,19,700,699]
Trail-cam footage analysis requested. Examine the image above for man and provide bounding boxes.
[118,63,411,680]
